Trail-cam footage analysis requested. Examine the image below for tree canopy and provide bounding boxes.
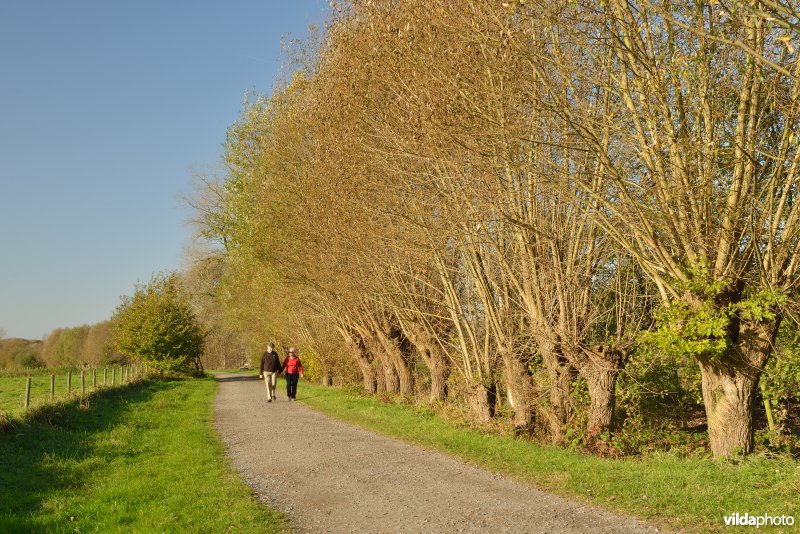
[112,272,206,375]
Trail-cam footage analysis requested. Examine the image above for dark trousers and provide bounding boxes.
[286,373,299,399]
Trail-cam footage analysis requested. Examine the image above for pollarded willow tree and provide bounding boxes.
[533,0,800,456]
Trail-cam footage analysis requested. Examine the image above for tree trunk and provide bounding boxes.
[429,360,450,402]
[400,319,451,402]
[322,372,333,387]
[357,325,399,394]
[340,327,377,394]
[374,358,387,393]
[467,382,496,423]
[368,348,397,393]
[501,350,535,429]
[370,344,399,394]
[697,318,777,457]
[539,339,573,443]
[578,346,626,437]
[375,327,414,396]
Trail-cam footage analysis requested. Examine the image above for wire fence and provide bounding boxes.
[0,364,149,415]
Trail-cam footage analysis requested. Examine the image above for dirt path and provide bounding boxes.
[214,372,663,533]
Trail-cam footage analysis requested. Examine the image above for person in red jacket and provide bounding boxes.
[281,347,304,401]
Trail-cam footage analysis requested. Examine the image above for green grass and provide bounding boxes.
[0,377,287,533]
[297,382,800,533]
[0,372,124,415]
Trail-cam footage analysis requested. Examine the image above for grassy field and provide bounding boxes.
[0,372,124,415]
[297,381,799,533]
[0,377,287,533]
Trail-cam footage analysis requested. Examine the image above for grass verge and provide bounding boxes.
[0,377,287,533]
[297,381,799,533]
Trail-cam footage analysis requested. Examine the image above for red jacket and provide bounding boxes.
[282,355,303,375]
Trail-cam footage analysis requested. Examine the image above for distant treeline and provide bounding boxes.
[0,321,125,370]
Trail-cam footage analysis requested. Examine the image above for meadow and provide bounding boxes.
[0,370,127,415]
[0,377,287,533]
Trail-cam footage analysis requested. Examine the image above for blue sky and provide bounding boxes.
[0,1,328,339]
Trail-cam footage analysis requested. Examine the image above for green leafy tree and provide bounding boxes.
[112,272,206,375]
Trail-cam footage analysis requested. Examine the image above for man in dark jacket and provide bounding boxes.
[259,343,281,402]
[281,347,304,401]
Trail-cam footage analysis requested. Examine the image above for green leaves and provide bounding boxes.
[112,273,206,375]
[642,283,787,362]
[643,298,731,360]
[734,290,787,323]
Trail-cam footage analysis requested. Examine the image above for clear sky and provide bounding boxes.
[0,1,328,339]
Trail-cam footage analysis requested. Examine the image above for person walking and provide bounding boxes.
[281,347,304,401]
[259,343,281,402]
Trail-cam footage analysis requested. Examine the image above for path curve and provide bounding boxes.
[214,372,662,534]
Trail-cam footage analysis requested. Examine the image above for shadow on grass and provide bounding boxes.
[0,380,178,532]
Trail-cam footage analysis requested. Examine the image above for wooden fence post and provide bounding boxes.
[104,367,107,385]
[67,371,72,396]
[112,367,116,385]
[50,373,55,401]
[24,377,31,409]
[81,371,85,396]
[93,368,97,389]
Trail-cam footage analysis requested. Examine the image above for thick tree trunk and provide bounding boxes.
[578,347,626,437]
[698,358,758,456]
[584,367,617,436]
[400,319,451,402]
[429,360,450,402]
[374,358,388,393]
[374,327,414,396]
[322,372,333,387]
[467,382,496,423]
[697,318,777,457]
[340,327,377,394]
[357,325,399,394]
[501,350,535,429]
[539,339,573,443]
[362,367,378,394]
[380,358,400,394]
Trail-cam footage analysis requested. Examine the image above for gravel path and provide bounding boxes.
[214,372,663,534]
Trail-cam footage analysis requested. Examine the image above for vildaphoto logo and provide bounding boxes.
[723,512,795,528]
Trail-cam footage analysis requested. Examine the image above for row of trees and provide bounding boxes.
[190,0,800,457]
[40,322,123,368]
[0,322,124,370]
[1,273,211,375]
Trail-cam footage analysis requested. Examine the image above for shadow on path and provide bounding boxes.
[215,375,260,383]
